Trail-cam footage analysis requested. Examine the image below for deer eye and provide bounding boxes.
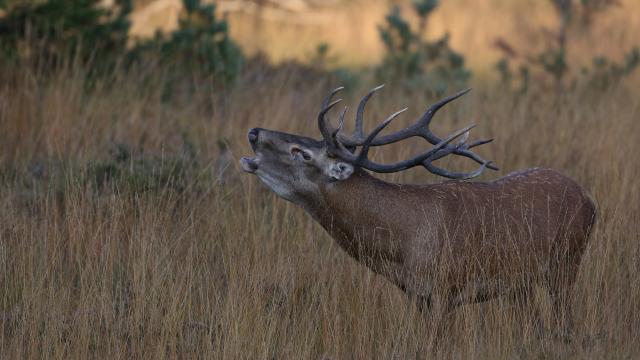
[291,147,312,161]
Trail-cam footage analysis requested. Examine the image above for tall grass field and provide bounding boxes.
[0,59,638,358]
[1,0,639,356]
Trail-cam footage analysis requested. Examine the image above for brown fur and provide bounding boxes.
[309,167,596,318]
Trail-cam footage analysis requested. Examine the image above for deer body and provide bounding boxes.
[240,86,596,326]
[307,168,595,311]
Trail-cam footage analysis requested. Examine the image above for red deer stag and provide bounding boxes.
[240,86,596,332]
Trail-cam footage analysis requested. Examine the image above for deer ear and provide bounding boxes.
[328,162,354,181]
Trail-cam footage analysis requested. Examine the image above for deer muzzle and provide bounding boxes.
[241,128,262,173]
[240,157,259,173]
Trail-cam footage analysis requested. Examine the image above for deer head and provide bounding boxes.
[240,85,497,203]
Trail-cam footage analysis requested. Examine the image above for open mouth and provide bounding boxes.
[240,157,259,173]
[241,128,261,173]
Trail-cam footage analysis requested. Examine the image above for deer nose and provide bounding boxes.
[248,128,260,143]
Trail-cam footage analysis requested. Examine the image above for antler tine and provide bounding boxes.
[329,107,349,147]
[348,87,497,172]
[351,84,385,142]
[427,137,498,172]
[456,131,470,147]
[467,138,494,149]
[424,161,492,180]
[318,87,346,146]
[392,88,499,171]
[333,122,475,173]
[355,124,476,173]
[337,87,471,148]
[318,98,343,141]
[464,138,499,170]
[357,107,408,163]
[319,86,496,179]
[321,86,344,109]
[422,134,496,178]
[418,88,472,140]
[366,88,472,146]
[338,106,348,132]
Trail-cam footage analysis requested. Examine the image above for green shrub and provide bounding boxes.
[0,0,131,70]
[307,42,359,90]
[376,0,470,95]
[0,0,243,84]
[131,0,243,84]
[496,0,639,91]
[582,48,640,89]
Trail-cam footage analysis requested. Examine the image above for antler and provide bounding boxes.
[317,86,497,179]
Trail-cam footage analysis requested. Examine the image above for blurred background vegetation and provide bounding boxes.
[1,1,639,358]
[1,0,638,90]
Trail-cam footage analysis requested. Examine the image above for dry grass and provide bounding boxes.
[0,60,639,358]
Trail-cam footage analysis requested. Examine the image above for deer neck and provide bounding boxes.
[301,169,408,275]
